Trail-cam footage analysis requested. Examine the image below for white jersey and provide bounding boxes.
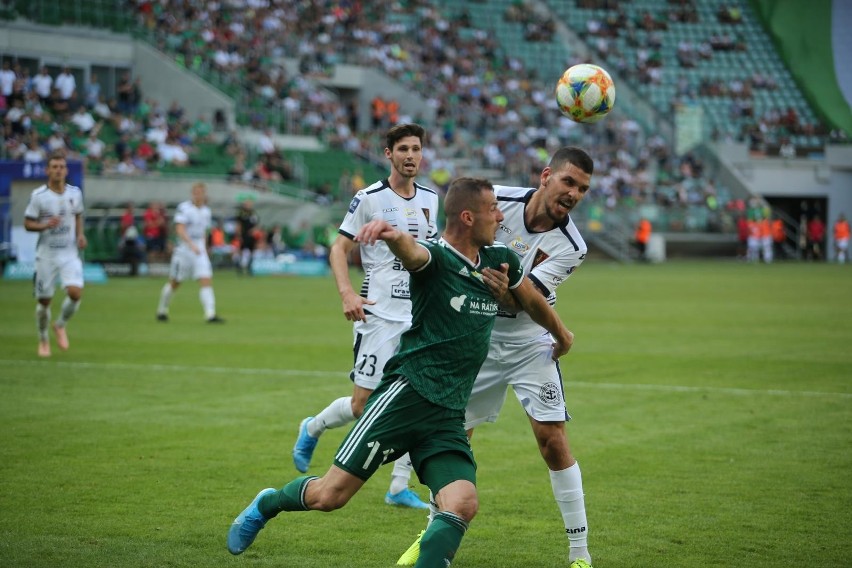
[24,184,84,259]
[492,185,587,343]
[173,199,212,252]
[339,179,439,322]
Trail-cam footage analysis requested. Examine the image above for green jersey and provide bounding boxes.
[383,237,524,410]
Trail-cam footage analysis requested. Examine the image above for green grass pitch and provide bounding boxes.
[1,261,850,567]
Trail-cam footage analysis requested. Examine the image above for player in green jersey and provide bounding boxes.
[227,178,574,567]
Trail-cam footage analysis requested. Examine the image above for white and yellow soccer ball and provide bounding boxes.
[555,63,616,124]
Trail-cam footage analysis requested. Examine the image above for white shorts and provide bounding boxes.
[169,247,213,282]
[837,238,849,252]
[33,254,83,299]
[464,334,570,429]
[350,317,410,390]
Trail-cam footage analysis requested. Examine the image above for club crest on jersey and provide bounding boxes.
[532,249,550,268]
[510,237,530,255]
[404,207,416,218]
[348,196,361,214]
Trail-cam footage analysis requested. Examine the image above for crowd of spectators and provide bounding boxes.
[134,0,841,190]
[0,60,224,175]
[503,1,556,42]
[5,0,845,235]
[571,0,844,153]
[0,0,740,230]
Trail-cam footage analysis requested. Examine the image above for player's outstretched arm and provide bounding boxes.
[512,276,574,359]
[355,220,429,272]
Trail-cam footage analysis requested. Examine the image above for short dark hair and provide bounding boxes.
[386,123,425,151]
[444,177,494,221]
[548,146,594,176]
[47,151,67,165]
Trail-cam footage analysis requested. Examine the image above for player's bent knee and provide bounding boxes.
[442,493,478,522]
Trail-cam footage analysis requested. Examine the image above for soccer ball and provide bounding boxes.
[555,63,616,124]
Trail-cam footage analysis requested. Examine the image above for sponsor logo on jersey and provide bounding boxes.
[499,224,512,234]
[391,280,410,299]
[450,294,467,312]
[539,382,562,406]
[532,248,550,268]
[552,275,565,285]
[466,297,499,315]
[458,266,470,277]
[510,237,529,255]
[383,207,400,213]
[348,196,361,213]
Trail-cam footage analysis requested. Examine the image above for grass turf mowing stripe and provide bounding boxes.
[2,359,849,398]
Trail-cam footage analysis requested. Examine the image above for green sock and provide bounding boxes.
[414,511,469,567]
[258,476,318,519]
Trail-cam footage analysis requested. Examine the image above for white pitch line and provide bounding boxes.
[1,359,850,399]
[573,380,852,399]
[0,359,338,378]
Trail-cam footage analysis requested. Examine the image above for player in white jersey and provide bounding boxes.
[397,147,596,568]
[24,153,87,357]
[292,124,439,509]
[156,182,224,323]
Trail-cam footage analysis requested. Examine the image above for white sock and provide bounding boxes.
[310,396,355,437]
[426,490,438,526]
[157,283,173,314]
[55,297,80,326]
[199,286,216,319]
[551,462,591,563]
[36,304,50,341]
[389,454,414,494]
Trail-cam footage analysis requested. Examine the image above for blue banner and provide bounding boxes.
[3,261,108,283]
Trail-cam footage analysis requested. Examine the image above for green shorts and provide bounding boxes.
[333,375,477,494]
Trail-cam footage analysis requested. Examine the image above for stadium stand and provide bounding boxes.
[2,0,849,262]
[548,0,839,156]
